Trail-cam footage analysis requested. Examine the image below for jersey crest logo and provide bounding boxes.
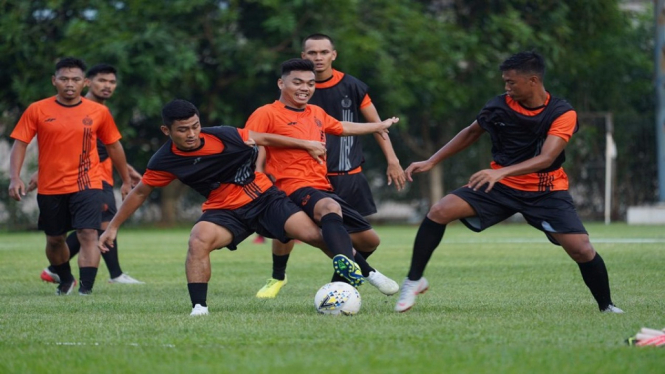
[193,157,202,165]
[314,118,323,128]
[82,116,93,126]
[341,96,352,109]
[287,121,298,126]
[45,118,56,122]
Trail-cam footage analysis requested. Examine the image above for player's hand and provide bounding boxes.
[386,162,406,191]
[375,117,399,140]
[244,138,257,147]
[404,160,434,182]
[27,171,39,192]
[306,141,327,165]
[120,181,132,200]
[128,166,143,188]
[98,229,117,253]
[467,168,504,192]
[8,178,26,201]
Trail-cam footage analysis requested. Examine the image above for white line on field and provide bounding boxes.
[443,238,665,244]
[51,342,176,348]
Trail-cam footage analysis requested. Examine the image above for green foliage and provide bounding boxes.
[0,223,664,373]
[0,0,656,213]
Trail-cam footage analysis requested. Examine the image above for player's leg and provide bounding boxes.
[70,189,103,295]
[550,233,621,313]
[521,189,622,313]
[311,196,364,286]
[330,172,377,261]
[42,230,80,284]
[37,193,76,294]
[396,191,480,312]
[256,239,295,298]
[187,221,233,307]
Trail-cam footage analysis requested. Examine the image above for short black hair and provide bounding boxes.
[161,99,200,127]
[281,58,315,77]
[55,57,86,74]
[302,33,335,50]
[499,51,545,79]
[87,63,117,79]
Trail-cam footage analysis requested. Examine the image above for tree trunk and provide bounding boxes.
[428,162,444,205]
[160,181,185,225]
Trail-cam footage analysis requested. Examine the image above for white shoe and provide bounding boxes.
[394,277,429,312]
[109,273,145,284]
[367,270,399,295]
[190,304,209,316]
[601,304,624,314]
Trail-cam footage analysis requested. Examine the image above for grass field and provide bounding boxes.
[0,222,663,373]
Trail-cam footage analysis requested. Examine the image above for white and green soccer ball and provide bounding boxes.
[314,282,361,316]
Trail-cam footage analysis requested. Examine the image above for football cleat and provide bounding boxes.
[394,277,429,312]
[256,275,288,298]
[56,279,77,296]
[601,304,624,314]
[190,304,209,316]
[367,270,399,295]
[109,273,145,284]
[332,255,364,288]
[41,267,60,284]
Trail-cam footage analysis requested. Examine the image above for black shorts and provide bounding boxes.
[451,182,587,245]
[328,172,377,216]
[289,186,372,234]
[196,186,301,250]
[101,182,117,222]
[37,189,103,236]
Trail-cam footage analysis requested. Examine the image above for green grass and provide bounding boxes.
[0,222,663,373]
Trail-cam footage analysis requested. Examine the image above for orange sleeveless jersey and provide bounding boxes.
[244,101,344,195]
[10,96,122,194]
[141,129,274,211]
[493,95,577,191]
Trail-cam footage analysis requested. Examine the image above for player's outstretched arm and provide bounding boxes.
[467,134,567,193]
[405,121,484,182]
[99,181,154,253]
[248,131,327,164]
[8,140,28,201]
[340,117,399,139]
[361,104,405,191]
[106,141,132,199]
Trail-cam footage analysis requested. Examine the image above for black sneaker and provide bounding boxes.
[56,279,77,295]
[78,288,93,296]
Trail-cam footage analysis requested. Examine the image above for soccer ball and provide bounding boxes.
[314,282,361,316]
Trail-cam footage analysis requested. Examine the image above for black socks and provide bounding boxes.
[320,213,354,258]
[407,217,446,281]
[272,253,289,280]
[188,283,208,307]
[577,252,614,310]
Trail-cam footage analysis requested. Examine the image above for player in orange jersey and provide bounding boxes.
[394,51,622,314]
[33,64,144,285]
[245,58,400,296]
[8,57,132,296]
[255,34,406,298]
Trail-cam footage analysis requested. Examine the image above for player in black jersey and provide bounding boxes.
[394,51,622,314]
[99,99,372,316]
[33,64,144,286]
[255,33,405,298]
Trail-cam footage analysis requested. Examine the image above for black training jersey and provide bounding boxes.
[145,126,258,199]
[476,93,577,173]
[309,70,370,173]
